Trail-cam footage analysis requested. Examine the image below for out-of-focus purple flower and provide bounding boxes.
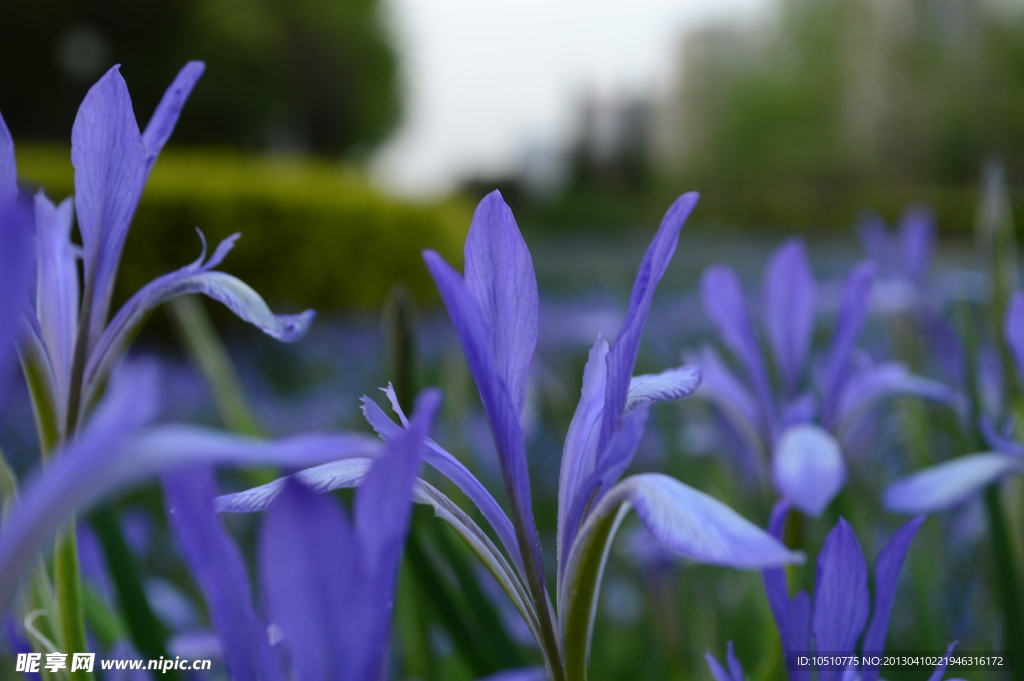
[705,641,747,681]
[6,62,313,442]
[162,389,441,681]
[0,118,34,407]
[0,361,383,611]
[886,291,1024,513]
[758,503,960,681]
[696,238,962,516]
[220,191,803,680]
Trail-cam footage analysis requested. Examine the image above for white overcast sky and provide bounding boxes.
[372,0,773,196]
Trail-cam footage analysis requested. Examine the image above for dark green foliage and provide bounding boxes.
[0,0,400,156]
[15,146,471,312]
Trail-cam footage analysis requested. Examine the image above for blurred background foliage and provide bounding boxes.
[490,0,1024,232]
[14,145,469,312]
[0,0,400,155]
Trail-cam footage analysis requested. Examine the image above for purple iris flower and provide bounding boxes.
[858,205,935,307]
[885,291,1024,513]
[219,191,803,680]
[0,359,385,611]
[0,114,35,407]
[161,389,441,681]
[707,504,961,681]
[5,62,313,444]
[696,238,961,517]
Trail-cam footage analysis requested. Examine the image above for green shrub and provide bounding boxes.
[15,145,471,312]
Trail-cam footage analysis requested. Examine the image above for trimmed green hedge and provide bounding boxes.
[15,146,471,312]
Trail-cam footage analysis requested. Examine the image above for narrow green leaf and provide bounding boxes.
[54,523,93,681]
[561,502,631,681]
[169,295,262,437]
[89,507,179,681]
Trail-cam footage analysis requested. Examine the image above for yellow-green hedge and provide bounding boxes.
[15,146,471,312]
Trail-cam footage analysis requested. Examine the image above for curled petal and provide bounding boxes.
[561,472,800,679]
[216,458,545,657]
[464,191,538,420]
[360,392,525,577]
[85,238,314,406]
[884,453,1023,513]
[832,362,965,439]
[763,239,816,393]
[813,519,869,670]
[772,424,846,517]
[590,473,802,569]
[625,365,701,412]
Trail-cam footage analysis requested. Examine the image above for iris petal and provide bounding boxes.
[464,191,538,420]
[85,234,314,406]
[860,516,926,681]
[71,65,149,344]
[587,473,802,569]
[164,466,284,681]
[763,239,816,394]
[772,424,846,517]
[813,518,869,681]
[141,61,204,169]
[625,365,701,412]
[601,192,699,447]
[884,453,1023,513]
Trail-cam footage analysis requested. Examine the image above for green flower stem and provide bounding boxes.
[54,523,93,681]
[985,485,1024,681]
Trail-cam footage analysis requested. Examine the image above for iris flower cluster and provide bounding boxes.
[0,60,1018,681]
